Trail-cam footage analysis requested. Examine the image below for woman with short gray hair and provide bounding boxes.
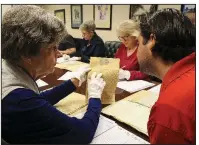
[2,5,105,144]
[115,20,148,80]
[70,20,106,63]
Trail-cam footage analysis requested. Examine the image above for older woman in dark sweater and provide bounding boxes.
[70,20,106,63]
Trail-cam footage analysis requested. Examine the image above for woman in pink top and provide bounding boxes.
[115,20,148,80]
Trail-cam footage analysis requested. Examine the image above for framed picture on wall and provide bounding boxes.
[93,5,112,30]
[129,4,158,21]
[71,5,83,29]
[181,4,195,24]
[54,9,66,24]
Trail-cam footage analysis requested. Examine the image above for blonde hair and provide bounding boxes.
[79,20,96,32]
[116,20,140,38]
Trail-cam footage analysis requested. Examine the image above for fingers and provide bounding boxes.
[96,73,102,79]
[91,72,97,79]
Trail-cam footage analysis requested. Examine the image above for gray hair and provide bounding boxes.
[2,5,67,61]
[116,20,140,38]
[79,20,96,32]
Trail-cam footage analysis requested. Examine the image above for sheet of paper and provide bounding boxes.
[126,90,159,108]
[55,60,89,72]
[91,125,149,144]
[58,71,75,80]
[102,100,151,135]
[75,112,117,138]
[86,57,120,104]
[57,57,68,64]
[117,80,155,93]
[54,92,88,115]
[148,84,161,96]
[36,79,48,87]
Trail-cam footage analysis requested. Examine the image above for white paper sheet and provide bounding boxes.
[57,57,68,64]
[75,112,117,138]
[148,84,161,96]
[117,80,155,93]
[58,71,74,81]
[36,79,48,87]
[91,125,149,144]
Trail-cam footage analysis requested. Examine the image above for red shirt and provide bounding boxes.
[148,52,196,144]
[114,44,148,80]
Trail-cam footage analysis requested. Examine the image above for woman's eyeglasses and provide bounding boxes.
[118,35,129,42]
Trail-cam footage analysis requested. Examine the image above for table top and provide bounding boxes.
[40,67,161,142]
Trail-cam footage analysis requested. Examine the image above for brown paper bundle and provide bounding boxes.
[86,57,120,104]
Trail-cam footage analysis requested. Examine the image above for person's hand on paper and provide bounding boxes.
[119,69,130,80]
[88,72,106,100]
[71,65,91,87]
[69,56,81,61]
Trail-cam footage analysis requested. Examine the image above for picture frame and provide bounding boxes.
[129,5,158,20]
[71,5,83,29]
[181,4,196,24]
[54,9,66,24]
[93,5,112,30]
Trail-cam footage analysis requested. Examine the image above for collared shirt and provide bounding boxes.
[148,52,196,144]
[81,32,106,63]
[115,44,148,80]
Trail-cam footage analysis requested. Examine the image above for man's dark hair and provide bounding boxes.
[140,8,195,63]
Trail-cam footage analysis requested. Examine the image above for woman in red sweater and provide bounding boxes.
[115,20,148,81]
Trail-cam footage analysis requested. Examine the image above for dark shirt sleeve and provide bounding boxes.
[81,43,106,63]
[40,80,76,105]
[58,35,76,50]
[2,87,101,144]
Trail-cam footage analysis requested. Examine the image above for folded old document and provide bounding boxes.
[54,92,88,115]
[86,57,120,104]
[102,90,159,135]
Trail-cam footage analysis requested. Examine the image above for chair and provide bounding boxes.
[105,41,121,58]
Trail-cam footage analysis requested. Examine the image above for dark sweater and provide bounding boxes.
[2,80,101,144]
[81,32,106,63]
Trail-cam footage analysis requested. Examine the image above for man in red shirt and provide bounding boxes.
[137,8,195,144]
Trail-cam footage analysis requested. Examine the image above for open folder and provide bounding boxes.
[102,90,159,135]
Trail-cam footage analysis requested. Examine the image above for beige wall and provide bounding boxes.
[42,5,130,41]
[2,4,182,42]
[43,4,181,41]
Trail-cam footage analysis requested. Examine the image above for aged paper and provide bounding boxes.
[54,92,88,115]
[102,90,160,135]
[86,57,120,104]
[55,60,89,72]
[148,84,161,96]
[102,100,150,135]
[125,90,159,108]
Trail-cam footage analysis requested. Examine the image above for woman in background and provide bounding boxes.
[115,20,148,81]
[70,20,106,63]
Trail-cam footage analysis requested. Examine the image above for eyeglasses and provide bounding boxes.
[118,35,130,42]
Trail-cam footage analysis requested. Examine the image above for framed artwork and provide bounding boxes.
[71,5,83,29]
[181,4,196,24]
[54,9,66,24]
[129,4,158,20]
[93,5,112,30]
